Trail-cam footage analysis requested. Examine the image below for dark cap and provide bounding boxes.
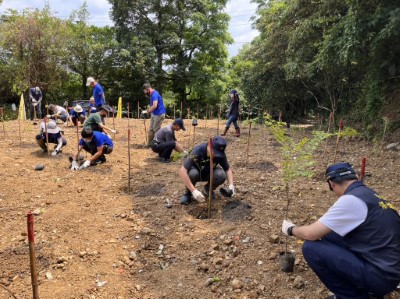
[229,89,238,95]
[212,136,227,158]
[173,118,186,131]
[325,162,357,182]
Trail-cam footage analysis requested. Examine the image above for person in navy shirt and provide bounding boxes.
[178,136,236,205]
[282,162,400,299]
[29,87,42,120]
[142,83,166,146]
[36,119,67,155]
[69,105,86,126]
[71,127,113,170]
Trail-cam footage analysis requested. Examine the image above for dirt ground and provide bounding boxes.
[0,118,399,299]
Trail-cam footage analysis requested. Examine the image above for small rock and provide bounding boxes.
[45,271,53,280]
[135,284,142,291]
[213,257,223,265]
[57,256,67,263]
[129,251,137,260]
[34,164,45,171]
[269,234,279,243]
[223,239,233,246]
[293,276,304,289]
[242,237,251,243]
[79,251,87,258]
[140,227,151,235]
[231,278,243,290]
[33,208,41,216]
[386,143,399,151]
[198,263,209,272]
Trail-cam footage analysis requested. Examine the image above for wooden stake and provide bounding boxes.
[27,212,39,299]
[44,117,50,156]
[173,103,176,119]
[76,120,79,153]
[143,116,148,145]
[137,101,140,119]
[245,121,252,165]
[217,105,221,135]
[180,101,183,118]
[360,157,366,181]
[127,102,130,128]
[128,129,131,194]
[333,118,343,163]
[193,125,196,148]
[323,112,334,155]
[112,106,116,140]
[1,108,5,138]
[208,137,214,219]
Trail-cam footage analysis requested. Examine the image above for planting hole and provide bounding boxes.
[222,200,252,221]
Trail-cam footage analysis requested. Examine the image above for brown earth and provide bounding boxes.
[0,118,399,299]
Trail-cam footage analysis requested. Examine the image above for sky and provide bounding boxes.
[0,0,259,57]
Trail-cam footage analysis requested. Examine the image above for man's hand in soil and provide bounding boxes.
[282,219,295,236]
[80,160,91,169]
[229,184,236,196]
[71,161,79,170]
[192,189,205,202]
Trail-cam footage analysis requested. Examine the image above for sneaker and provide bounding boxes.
[204,185,216,200]
[160,157,171,163]
[180,193,192,205]
[95,155,106,164]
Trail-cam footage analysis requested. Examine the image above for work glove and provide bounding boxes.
[183,150,189,158]
[282,219,295,236]
[192,189,205,203]
[46,115,51,119]
[111,129,117,134]
[142,110,148,114]
[228,184,236,196]
[51,149,59,156]
[71,161,79,170]
[80,160,91,169]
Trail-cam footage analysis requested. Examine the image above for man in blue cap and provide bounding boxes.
[282,162,400,299]
[178,136,235,205]
[151,118,188,163]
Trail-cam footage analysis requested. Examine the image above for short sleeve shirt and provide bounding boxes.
[84,113,102,128]
[93,83,105,107]
[150,90,166,115]
[29,88,42,102]
[79,131,113,148]
[183,143,230,172]
[319,194,368,236]
[56,106,69,118]
[154,124,175,143]
[71,110,86,117]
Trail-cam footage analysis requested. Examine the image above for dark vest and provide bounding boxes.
[343,181,400,280]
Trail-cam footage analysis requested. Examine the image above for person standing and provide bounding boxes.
[151,118,188,163]
[36,119,67,155]
[29,87,42,121]
[178,136,235,205]
[282,162,400,299]
[221,89,240,137]
[71,127,114,170]
[142,83,166,146]
[86,77,106,109]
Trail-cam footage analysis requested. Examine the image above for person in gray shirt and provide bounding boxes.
[151,118,188,163]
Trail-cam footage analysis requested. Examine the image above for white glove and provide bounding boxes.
[80,160,91,169]
[51,149,59,156]
[33,102,38,107]
[282,219,295,236]
[71,161,79,170]
[111,129,116,134]
[229,184,236,196]
[46,114,52,119]
[142,110,148,114]
[192,189,205,203]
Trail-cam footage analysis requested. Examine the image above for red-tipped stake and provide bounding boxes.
[27,212,39,299]
[127,102,130,128]
[208,137,214,219]
[360,157,366,181]
[128,129,131,194]
[333,118,343,163]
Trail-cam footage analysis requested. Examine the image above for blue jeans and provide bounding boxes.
[226,115,239,130]
[302,232,399,299]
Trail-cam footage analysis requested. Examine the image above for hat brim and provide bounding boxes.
[74,108,83,113]
[180,124,186,131]
[47,128,60,134]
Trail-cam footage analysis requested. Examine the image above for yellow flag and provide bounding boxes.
[18,94,26,120]
[117,96,122,119]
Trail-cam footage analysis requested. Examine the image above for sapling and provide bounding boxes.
[266,116,330,254]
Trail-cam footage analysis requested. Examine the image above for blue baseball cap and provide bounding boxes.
[212,136,227,158]
[325,162,357,182]
[173,118,186,131]
[229,89,237,95]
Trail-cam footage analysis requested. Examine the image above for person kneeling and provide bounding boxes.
[178,136,235,205]
[151,118,188,163]
[71,128,113,170]
[36,119,67,156]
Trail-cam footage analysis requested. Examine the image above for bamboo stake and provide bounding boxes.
[1,108,5,138]
[142,114,148,145]
[44,117,50,156]
[284,183,291,253]
[76,120,79,153]
[180,101,183,118]
[217,105,221,135]
[127,102,130,128]
[112,106,116,140]
[137,101,140,119]
[193,125,196,148]
[323,112,334,156]
[333,118,343,163]
[173,103,176,119]
[360,157,366,181]
[208,137,214,219]
[245,121,252,166]
[27,212,39,299]
[128,129,131,194]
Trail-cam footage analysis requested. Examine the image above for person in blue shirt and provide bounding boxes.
[86,77,106,108]
[142,83,166,146]
[36,119,67,156]
[71,127,113,170]
[178,136,236,205]
[69,105,86,126]
[88,97,97,115]
[282,162,400,299]
[29,87,42,121]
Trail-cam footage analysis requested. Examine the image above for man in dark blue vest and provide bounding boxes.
[282,162,400,299]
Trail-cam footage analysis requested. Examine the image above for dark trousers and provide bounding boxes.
[151,141,176,159]
[72,115,85,126]
[82,143,113,156]
[30,102,42,120]
[302,232,399,299]
[185,166,227,193]
[36,134,67,151]
[226,114,239,130]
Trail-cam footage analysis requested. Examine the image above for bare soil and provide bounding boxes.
[0,118,399,299]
